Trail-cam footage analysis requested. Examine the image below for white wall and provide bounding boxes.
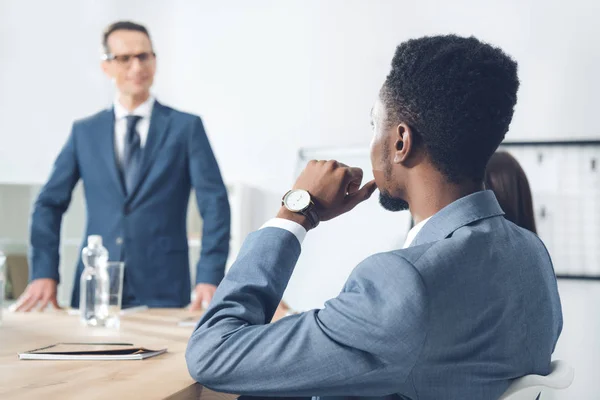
[1,0,599,188]
[162,0,600,192]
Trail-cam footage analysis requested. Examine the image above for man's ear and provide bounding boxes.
[101,61,112,79]
[393,123,414,164]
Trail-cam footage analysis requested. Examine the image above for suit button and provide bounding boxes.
[116,237,123,245]
[123,205,130,214]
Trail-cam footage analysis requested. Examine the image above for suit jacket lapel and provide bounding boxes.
[126,101,171,203]
[97,108,126,199]
[410,190,505,247]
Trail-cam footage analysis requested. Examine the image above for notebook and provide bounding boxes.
[18,342,168,361]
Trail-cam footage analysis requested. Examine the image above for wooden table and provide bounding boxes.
[0,308,238,400]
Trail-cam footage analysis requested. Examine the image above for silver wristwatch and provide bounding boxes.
[281,189,320,229]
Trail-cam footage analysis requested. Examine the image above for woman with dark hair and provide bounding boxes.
[485,151,537,234]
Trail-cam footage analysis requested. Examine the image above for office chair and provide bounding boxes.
[499,360,574,400]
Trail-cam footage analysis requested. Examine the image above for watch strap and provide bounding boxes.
[301,204,320,229]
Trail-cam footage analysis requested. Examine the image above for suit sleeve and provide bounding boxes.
[185,228,429,398]
[29,125,81,283]
[188,117,231,286]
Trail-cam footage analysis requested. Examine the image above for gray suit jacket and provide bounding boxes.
[186,190,563,399]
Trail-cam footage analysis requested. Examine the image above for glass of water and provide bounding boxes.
[94,261,125,329]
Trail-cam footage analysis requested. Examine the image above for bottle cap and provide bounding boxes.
[87,235,103,246]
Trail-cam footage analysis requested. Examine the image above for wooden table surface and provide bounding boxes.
[0,308,238,400]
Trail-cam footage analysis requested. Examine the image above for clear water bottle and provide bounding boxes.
[79,235,109,326]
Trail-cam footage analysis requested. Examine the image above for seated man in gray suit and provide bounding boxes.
[186,35,563,399]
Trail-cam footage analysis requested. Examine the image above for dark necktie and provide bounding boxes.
[123,115,142,195]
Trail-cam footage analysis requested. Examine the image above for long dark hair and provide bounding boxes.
[485,151,537,234]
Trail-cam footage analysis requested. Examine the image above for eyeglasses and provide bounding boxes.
[102,52,156,66]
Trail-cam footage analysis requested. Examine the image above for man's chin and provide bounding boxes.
[379,192,409,212]
[124,85,152,96]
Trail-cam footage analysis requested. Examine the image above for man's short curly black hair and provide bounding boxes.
[381,35,519,183]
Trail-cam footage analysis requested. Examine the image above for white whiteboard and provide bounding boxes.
[498,141,600,277]
[285,142,599,311]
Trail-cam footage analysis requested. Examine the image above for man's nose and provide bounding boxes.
[129,57,143,72]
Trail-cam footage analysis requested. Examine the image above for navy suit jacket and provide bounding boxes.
[186,191,562,399]
[29,101,231,308]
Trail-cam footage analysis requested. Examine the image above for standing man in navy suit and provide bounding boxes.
[14,21,230,311]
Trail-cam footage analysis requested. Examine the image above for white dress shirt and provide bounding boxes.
[402,217,431,248]
[113,95,155,166]
[260,215,431,249]
[260,218,308,244]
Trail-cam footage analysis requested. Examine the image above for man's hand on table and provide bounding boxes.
[11,278,61,312]
[189,283,217,311]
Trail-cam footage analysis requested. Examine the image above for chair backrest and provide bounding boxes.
[498,360,574,400]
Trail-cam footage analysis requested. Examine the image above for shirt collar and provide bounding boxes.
[113,94,155,120]
[403,216,432,249]
[409,190,504,248]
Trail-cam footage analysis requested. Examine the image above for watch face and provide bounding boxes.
[284,189,311,212]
